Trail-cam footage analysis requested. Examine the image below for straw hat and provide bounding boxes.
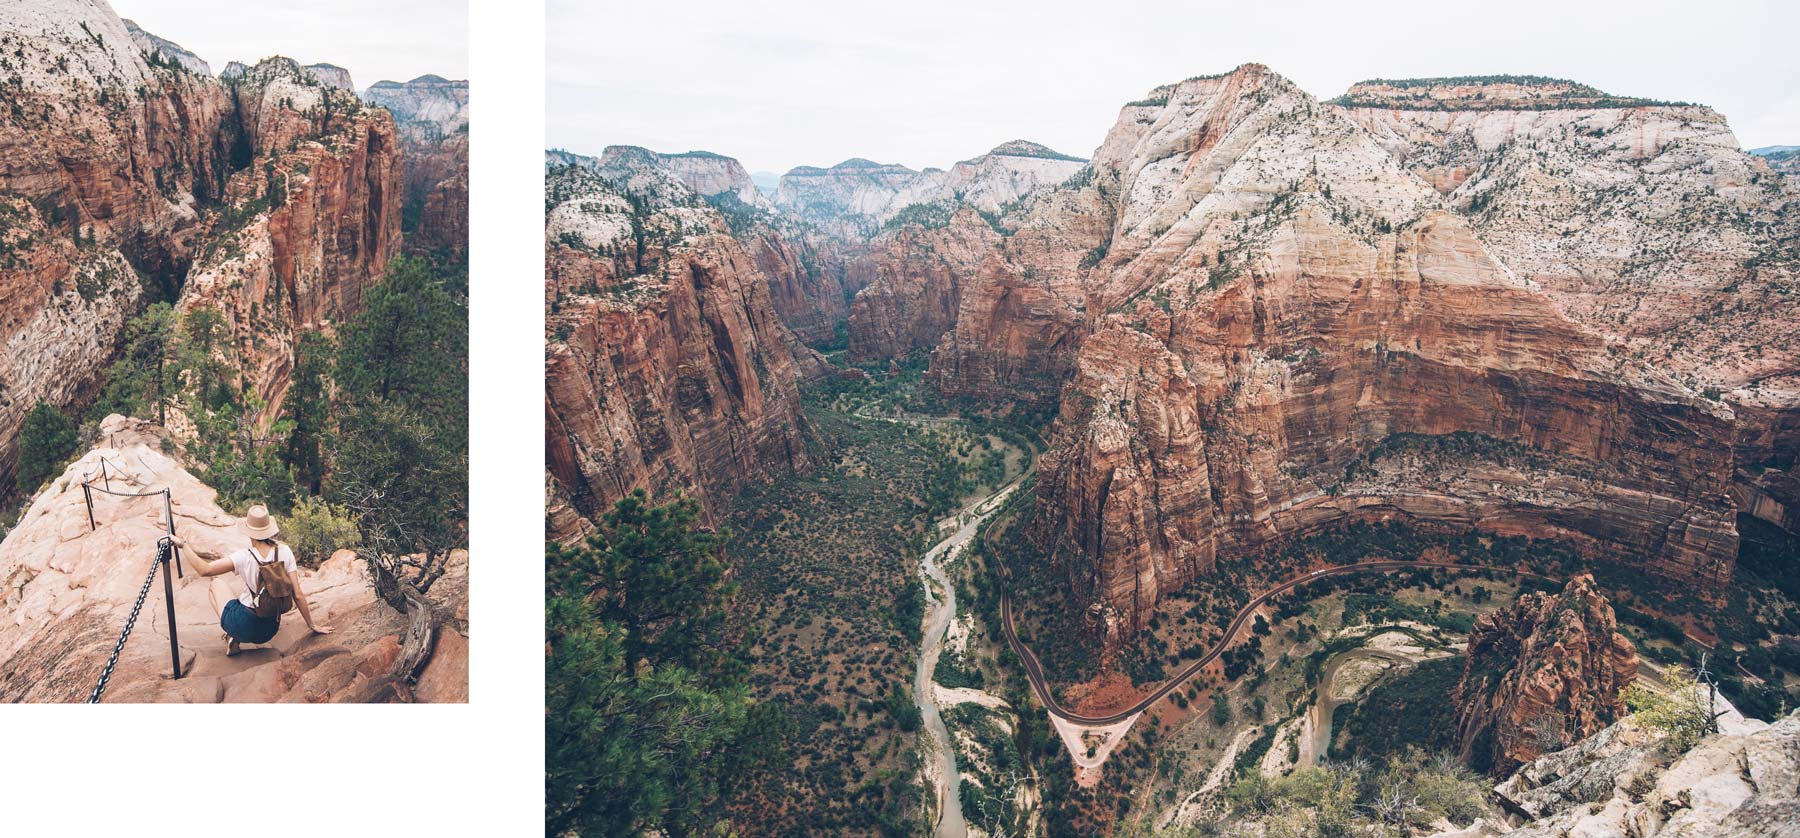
[242,504,281,540]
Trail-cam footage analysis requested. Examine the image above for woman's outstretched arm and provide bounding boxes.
[167,535,233,577]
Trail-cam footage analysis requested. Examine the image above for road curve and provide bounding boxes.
[999,560,1552,726]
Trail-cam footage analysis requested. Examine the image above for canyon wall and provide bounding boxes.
[0,5,409,485]
[365,75,470,259]
[544,153,812,538]
[176,57,403,423]
[1335,77,1800,537]
[557,146,856,348]
[0,1,236,483]
[1012,66,1740,635]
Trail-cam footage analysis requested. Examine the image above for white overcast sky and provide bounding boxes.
[549,0,1800,176]
[111,0,467,88]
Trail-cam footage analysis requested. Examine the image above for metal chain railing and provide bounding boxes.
[70,447,188,700]
[88,539,173,703]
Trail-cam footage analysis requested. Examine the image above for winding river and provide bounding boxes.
[914,471,1027,838]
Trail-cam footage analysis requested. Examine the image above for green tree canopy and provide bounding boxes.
[15,401,77,493]
[326,256,469,604]
[90,302,175,424]
[546,492,783,837]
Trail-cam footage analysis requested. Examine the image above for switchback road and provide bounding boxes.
[999,560,1551,726]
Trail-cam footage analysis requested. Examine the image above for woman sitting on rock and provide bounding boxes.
[171,504,333,655]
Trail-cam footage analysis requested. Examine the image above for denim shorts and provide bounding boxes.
[221,599,281,644]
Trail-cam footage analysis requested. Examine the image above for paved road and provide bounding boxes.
[999,560,1551,726]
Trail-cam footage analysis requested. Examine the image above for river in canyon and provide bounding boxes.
[914,466,1027,838]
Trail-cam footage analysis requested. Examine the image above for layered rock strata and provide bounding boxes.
[544,152,811,538]
[0,4,410,485]
[1023,65,1740,636]
[778,141,1085,241]
[0,2,234,482]
[1459,705,1800,837]
[555,147,855,347]
[1453,573,1639,775]
[364,75,470,257]
[176,56,402,422]
[1336,76,1800,540]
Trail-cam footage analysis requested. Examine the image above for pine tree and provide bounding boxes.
[90,303,176,424]
[545,492,784,837]
[15,401,77,494]
[327,256,469,603]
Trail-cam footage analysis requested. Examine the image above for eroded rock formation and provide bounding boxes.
[1455,704,1800,837]
[0,2,235,482]
[847,209,1001,360]
[1335,76,1800,547]
[1452,574,1639,775]
[364,74,470,258]
[0,416,468,702]
[0,4,410,484]
[177,56,402,422]
[544,152,812,538]
[1018,65,1739,635]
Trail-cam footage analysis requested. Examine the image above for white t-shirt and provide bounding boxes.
[231,543,299,609]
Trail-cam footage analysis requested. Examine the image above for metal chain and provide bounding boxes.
[87,539,170,704]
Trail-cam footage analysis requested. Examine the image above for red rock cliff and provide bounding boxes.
[544,155,811,539]
[1021,66,1739,635]
[1454,573,1639,775]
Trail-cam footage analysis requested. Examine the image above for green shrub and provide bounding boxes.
[283,495,362,566]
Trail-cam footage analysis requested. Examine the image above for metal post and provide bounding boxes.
[83,483,96,531]
[100,459,110,492]
[162,489,182,579]
[160,541,181,680]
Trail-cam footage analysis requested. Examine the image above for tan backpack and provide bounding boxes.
[247,544,296,618]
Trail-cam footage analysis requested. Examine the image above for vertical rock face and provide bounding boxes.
[544,153,811,538]
[0,0,411,486]
[177,57,402,420]
[846,210,1001,360]
[743,222,853,347]
[0,1,236,481]
[1453,574,1639,776]
[363,75,470,257]
[1022,65,1740,635]
[840,141,1089,371]
[555,147,854,347]
[1334,77,1800,536]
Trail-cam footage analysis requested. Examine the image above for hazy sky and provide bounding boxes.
[549,0,1800,176]
[112,0,467,88]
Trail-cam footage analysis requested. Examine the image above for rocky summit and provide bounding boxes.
[1454,574,1639,775]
